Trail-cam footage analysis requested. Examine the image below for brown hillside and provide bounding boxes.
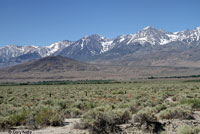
[4,55,98,73]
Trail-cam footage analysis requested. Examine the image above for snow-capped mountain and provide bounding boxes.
[0,26,200,67]
[113,26,200,46]
[58,34,114,61]
[115,26,171,45]
[0,40,73,67]
[0,45,38,60]
[0,40,73,59]
[44,40,74,56]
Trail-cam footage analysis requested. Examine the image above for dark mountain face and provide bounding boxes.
[100,43,200,67]
[98,43,144,60]
[0,52,41,68]
[59,34,110,61]
[9,52,41,63]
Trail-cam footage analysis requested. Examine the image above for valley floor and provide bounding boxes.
[0,80,200,133]
[1,65,200,83]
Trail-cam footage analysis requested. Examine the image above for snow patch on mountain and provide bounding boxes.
[143,26,152,30]
[101,40,114,53]
[45,41,73,56]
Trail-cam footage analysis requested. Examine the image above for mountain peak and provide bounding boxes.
[81,34,104,41]
[143,26,155,30]
[87,34,105,40]
[195,26,200,31]
[6,44,18,48]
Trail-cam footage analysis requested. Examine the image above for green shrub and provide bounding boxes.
[69,107,83,118]
[87,101,98,109]
[82,109,103,125]
[177,125,200,134]
[57,100,69,110]
[90,113,122,134]
[0,117,11,129]
[180,99,200,110]
[128,105,138,114]
[34,107,64,126]
[116,90,124,94]
[112,109,131,124]
[154,104,167,113]
[82,105,112,124]
[72,101,86,110]
[8,110,29,126]
[0,109,30,129]
[82,108,131,133]
[159,105,194,120]
[42,99,54,106]
[133,107,157,125]
[133,107,165,133]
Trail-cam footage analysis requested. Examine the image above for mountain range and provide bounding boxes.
[1,26,200,67]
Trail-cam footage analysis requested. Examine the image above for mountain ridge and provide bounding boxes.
[1,26,200,67]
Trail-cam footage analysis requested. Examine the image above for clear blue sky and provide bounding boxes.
[0,0,199,46]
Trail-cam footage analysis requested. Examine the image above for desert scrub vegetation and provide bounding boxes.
[133,107,157,124]
[158,105,194,120]
[34,106,64,127]
[180,98,200,110]
[132,107,166,133]
[0,80,200,133]
[177,125,200,134]
[82,108,131,134]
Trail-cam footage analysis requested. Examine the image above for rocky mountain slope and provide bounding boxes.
[2,55,98,73]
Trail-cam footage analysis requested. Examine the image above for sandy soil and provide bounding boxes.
[0,118,89,134]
